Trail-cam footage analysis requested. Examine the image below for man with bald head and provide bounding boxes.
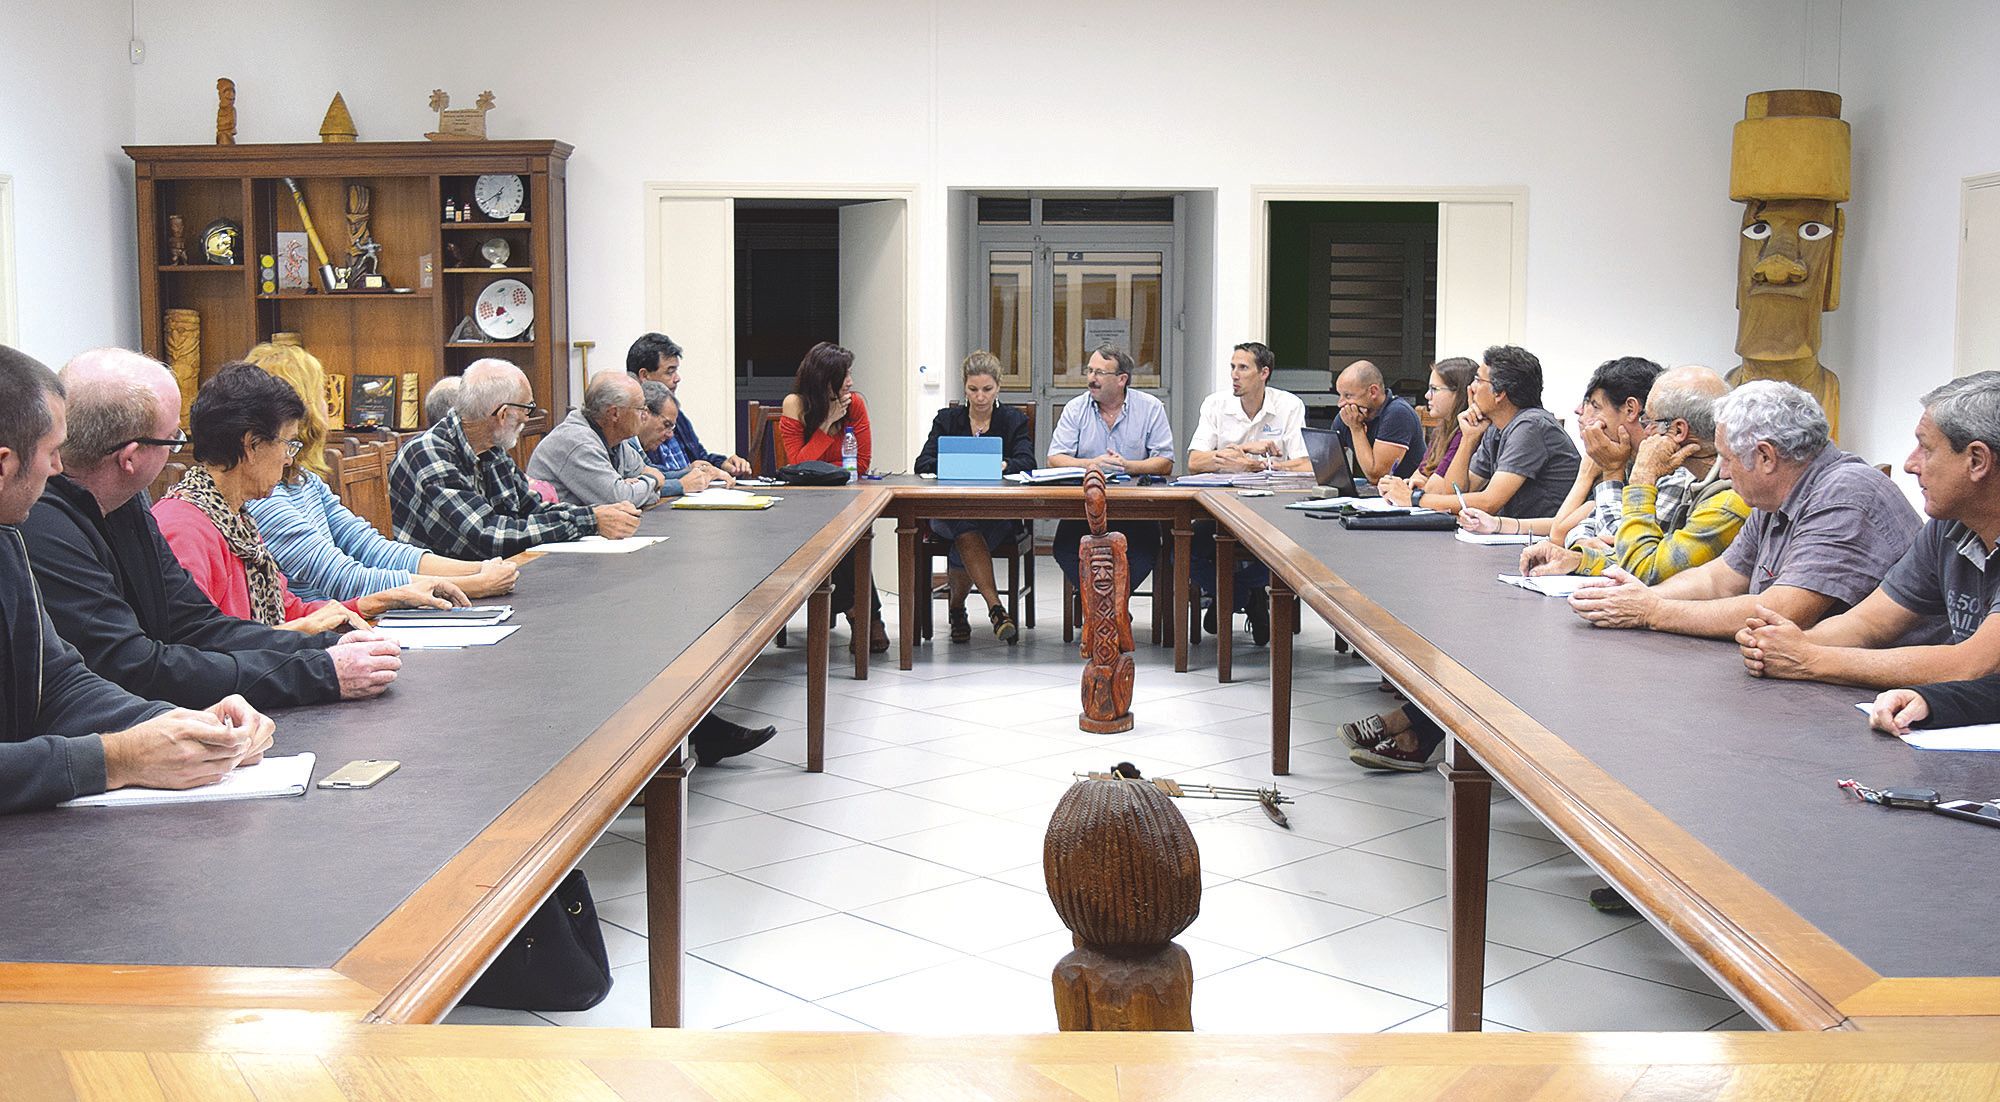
[527,372,665,507]
[19,348,402,710]
[1517,365,1750,583]
[390,358,642,559]
[1333,359,1425,481]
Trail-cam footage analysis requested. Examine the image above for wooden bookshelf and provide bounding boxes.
[126,141,572,454]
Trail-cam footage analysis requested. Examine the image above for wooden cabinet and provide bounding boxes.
[125,141,572,451]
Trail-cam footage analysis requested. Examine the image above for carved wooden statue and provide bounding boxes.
[324,372,346,429]
[344,184,380,282]
[1077,469,1135,734]
[426,89,495,141]
[165,215,188,266]
[214,78,236,145]
[399,371,420,430]
[163,309,201,430]
[1044,776,1201,1030]
[1727,89,1850,440]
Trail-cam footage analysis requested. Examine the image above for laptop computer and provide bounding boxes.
[1301,426,1376,497]
[937,436,1004,482]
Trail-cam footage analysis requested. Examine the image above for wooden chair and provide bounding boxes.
[915,402,1039,643]
[147,460,188,504]
[1062,539,1172,648]
[746,401,789,477]
[325,440,394,537]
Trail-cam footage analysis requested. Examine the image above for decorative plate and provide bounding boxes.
[474,278,533,340]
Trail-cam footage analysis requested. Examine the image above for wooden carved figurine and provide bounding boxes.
[215,78,236,145]
[1727,89,1851,440]
[163,309,201,430]
[1044,776,1202,1030]
[344,184,381,284]
[425,90,495,141]
[319,93,357,142]
[399,371,420,430]
[165,215,188,266]
[1077,469,1135,734]
[324,372,346,429]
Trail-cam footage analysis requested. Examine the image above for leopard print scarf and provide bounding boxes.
[164,464,289,627]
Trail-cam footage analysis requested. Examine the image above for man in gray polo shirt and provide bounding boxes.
[1568,380,1921,639]
[1738,373,1995,685]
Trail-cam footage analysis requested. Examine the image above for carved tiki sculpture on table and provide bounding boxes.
[1077,469,1136,734]
[1727,90,1851,440]
[1044,776,1202,1030]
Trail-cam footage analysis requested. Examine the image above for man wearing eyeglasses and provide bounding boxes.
[390,359,642,559]
[1046,345,1176,593]
[19,348,404,710]
[526,373,668,508]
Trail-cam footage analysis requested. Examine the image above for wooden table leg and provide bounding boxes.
[1173,517,1192,673]
[806,580,831,773]
[1269,576,1294,775]
[1215,531,1236,684]
[897,515,918,672]
[852,528,872,681]
[643,748,690,1028]
[1443,738,1493,1032]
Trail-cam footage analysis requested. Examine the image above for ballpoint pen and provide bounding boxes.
[1451,481,1467,513]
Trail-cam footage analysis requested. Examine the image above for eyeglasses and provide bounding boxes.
[126,432,188,454]
[1085,368,1123,380]
[494,401,544,419]
[282,438,305,459]
[1424,384,1446,395]
[1641,417,1678,432]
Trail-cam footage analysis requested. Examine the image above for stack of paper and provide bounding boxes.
[61,753,317,808]
[1005,468,1090,483]
[1497,573,1594,597]
[1456,529,1534,546]
[1852,702,2000,751]
[377,624,521,649]
[1286,497,1426,514]
[535,535,669,555]
[376,605,513,628]
[672,487,777,510]
[1176,469,1317,489]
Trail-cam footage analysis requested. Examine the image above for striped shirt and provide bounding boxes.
[389,413,597,559]
[245,471,428,602]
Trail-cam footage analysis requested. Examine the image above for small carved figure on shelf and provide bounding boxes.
[215,78,236,145]
[319,93,357,142]
[425,89,495,141]
[343,184,381,285]
[1078,469,1136,734]
[399,372,419,430]
[165,215,188,266]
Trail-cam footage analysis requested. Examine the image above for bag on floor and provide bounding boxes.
[777,460,852,486]
[461,868,613,1012]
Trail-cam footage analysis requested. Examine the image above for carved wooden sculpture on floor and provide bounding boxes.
[1077,469,1135,734]
[1727,89,1851,440]
[1044,773,1201,1030]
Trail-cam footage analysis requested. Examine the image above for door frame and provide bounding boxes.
[0,175,17,347]
[1249,185,1528,360]
[1954,171,2000,378]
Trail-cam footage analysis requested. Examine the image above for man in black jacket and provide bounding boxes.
[18,349,403,710]
[0,345,273,813]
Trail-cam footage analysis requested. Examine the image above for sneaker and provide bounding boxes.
[1349,736,1443,772]
[1588,886,1636,915]
[948,606,972,644]
[1245,587,1271,646]
[1337,714,1390,750]
[989,604,1019,644]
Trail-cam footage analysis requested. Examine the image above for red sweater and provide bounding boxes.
[153,497,359,624]
[778,392,871,470]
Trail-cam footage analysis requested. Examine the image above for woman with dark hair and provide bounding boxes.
[913,350,1034,643]
[1378,357,1475,505]
[154,362,465,632]
[779,342,887,652]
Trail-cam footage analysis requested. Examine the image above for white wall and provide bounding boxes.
[0,0,137,366]
[1824,0,2000,472]
[73,0,1840,448]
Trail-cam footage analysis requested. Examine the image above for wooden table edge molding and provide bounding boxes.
[1199,492,1889,1032]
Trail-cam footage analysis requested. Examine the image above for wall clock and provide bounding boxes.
[472,174,525,220]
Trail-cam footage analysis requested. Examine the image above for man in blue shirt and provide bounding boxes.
[1047,345,1176,591]
[625,333,751,478]
[1333,360,1426,481]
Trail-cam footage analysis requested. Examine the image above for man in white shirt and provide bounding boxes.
[1187,341,1311,644]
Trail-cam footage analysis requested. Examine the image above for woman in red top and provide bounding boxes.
[154,362,465,632]
[779,342,886,652]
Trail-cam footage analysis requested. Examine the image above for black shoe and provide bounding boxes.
[1588,886,1636,915]
[1202,600,1217,636]
[1245,587,1271,647]
[692,716,776,767]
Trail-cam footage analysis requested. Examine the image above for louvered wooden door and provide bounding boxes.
[1307,222,1438,397]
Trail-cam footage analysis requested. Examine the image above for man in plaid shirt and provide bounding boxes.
[390,360,642,559]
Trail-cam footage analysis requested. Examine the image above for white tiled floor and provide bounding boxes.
[444,563,1758,1034]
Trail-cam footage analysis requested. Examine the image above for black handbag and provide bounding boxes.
[461,869,613,1012]
[777,460,852,486]
[1339,511,1459,531]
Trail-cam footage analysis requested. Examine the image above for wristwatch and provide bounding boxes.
[1411,488,1425,507]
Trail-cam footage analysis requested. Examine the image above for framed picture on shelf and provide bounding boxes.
[350,374,397,428]
[276,232,310,291]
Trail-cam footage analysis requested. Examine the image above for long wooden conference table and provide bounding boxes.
[2,480,1997,1046]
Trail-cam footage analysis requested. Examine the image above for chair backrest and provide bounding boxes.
[746,401,788,476]
[326,441,394,536]
[147,460,187,504]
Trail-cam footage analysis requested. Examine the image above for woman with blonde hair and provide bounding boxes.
[240,342,516,602]
[913,351,1034,642]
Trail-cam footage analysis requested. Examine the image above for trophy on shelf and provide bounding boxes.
[343,183,385,290]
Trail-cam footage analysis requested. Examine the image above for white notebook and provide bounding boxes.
[534,535,668,555]
[1497,573,1594,598]
[61,753,316,808]
[1853,701,2000,751]
[378,624,521,649]
[1456,529,1534,546]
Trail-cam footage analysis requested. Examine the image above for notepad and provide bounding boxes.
[1853,701,2000,751]
[671,488,776,510]
[375,605,513,627]
[534,535,669,554]
[1005,467,1089,483]
[1455,529,1534,546]
[378,624,521,649]
[61,753,317,808]
[1497,573,1594,598]
[1287,497,1419,514]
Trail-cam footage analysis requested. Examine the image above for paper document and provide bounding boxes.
[671,488,776,510]
[378,624,521,649]
[534,535,668,555]
[1005,467,1090,483]
[1455,529,1534,546]
[375,605,513,628]
[1853,701,2000,750]
[1174,470,1316,489]
[62,753,316,808]
[1286,497,1421,514]
[1497,573,1595,597]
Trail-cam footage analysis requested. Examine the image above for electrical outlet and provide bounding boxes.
[129,37,145,64]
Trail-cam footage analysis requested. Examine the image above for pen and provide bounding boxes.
[1451,482,1467,513]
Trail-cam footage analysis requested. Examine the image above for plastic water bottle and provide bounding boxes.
[841,426,859,478]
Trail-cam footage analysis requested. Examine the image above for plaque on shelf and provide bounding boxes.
[474,279,533,340]
[276,232,310,290]
[350,374,397,428]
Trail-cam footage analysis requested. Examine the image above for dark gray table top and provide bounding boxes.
[0,489,861,969]
[1241,497,2000,980]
